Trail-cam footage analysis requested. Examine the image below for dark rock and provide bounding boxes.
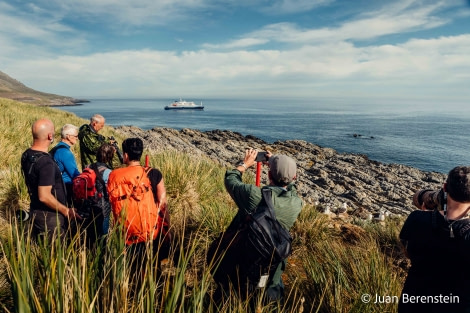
[73,99,90,103]
[115,126,446,216]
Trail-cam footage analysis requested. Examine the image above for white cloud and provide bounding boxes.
[6,33,469,100]
[202,38,270,49]
[0,1,86,57]
[0,9,58,40]
[1,0,469,102]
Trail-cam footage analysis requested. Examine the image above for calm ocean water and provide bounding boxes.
[59,98,470,174]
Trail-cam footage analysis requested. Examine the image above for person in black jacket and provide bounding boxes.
[399,166,470,313]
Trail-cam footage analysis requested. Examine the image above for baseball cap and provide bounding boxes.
[269,154,297,185]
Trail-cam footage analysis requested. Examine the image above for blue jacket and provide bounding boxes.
[51,142,80,184]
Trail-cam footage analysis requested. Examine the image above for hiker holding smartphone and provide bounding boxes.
[212,148,302,306]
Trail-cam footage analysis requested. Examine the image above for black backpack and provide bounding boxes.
[207,188,293,296]
[21,151,50,197]
[431,209,470,240]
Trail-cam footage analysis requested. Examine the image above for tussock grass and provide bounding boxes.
[292,205,333,245]
[300,231,403,313]
[0,98,407,312]
[0,98,121,171]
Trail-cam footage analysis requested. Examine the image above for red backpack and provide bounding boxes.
[73,167,97,201]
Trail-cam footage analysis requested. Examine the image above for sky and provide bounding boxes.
[0,0,469,102]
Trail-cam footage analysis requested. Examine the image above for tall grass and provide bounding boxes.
[0,98,407,312]
[0,98,121,171]
[0,99,121,217]
[299,233,403,313]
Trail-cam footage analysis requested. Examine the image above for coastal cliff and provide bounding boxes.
[0,70,87,106]
[116,125,446,216]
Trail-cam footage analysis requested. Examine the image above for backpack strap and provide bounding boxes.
[21,151,49,196]
[49,144,70,175]
[22,152,49,175]
[114,166,151,201]
[143,166,152,176]
[458,222,470,239]
[261,188,286,234]
[89,163,108,199]
[261,188,275,214]
[49,144,68,158]
[143,166,157,201]
[432,208,470,240]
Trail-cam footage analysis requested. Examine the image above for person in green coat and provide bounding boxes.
[78,114,113,169]
[222,148,303,304]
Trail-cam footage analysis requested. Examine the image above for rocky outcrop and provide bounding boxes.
[116,126,446,216]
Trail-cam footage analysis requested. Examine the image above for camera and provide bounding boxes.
[108,135,117,145]
[108,136,124,164]
[413,189,446,210]
[255,152,267,162]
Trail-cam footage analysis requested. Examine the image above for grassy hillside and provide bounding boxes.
[0,98,120,217]
[0,71,77,105]
[0,98,407,313]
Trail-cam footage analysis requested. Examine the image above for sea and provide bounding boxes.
[57,98,470,174]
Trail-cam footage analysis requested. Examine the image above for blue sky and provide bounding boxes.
[0,0,469,102]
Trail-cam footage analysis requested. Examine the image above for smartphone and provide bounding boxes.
[255,152,267,162]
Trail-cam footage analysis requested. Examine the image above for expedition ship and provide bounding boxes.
[164,99,204,110]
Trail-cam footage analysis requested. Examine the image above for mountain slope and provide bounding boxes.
[0,70,84,106]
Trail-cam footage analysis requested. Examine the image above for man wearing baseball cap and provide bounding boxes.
[217,148,303,306]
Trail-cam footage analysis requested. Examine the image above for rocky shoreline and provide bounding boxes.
[115,126,446,217]
[43,98,90,106]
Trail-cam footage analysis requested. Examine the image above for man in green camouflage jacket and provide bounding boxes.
[78,114,108,169]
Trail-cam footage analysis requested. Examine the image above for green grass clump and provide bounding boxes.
[298,230,403,313]
[0,97,407,312]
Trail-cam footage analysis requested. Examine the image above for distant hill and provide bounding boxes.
[0,70,87,106]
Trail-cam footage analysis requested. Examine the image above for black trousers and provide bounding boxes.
[31,209,67,242]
